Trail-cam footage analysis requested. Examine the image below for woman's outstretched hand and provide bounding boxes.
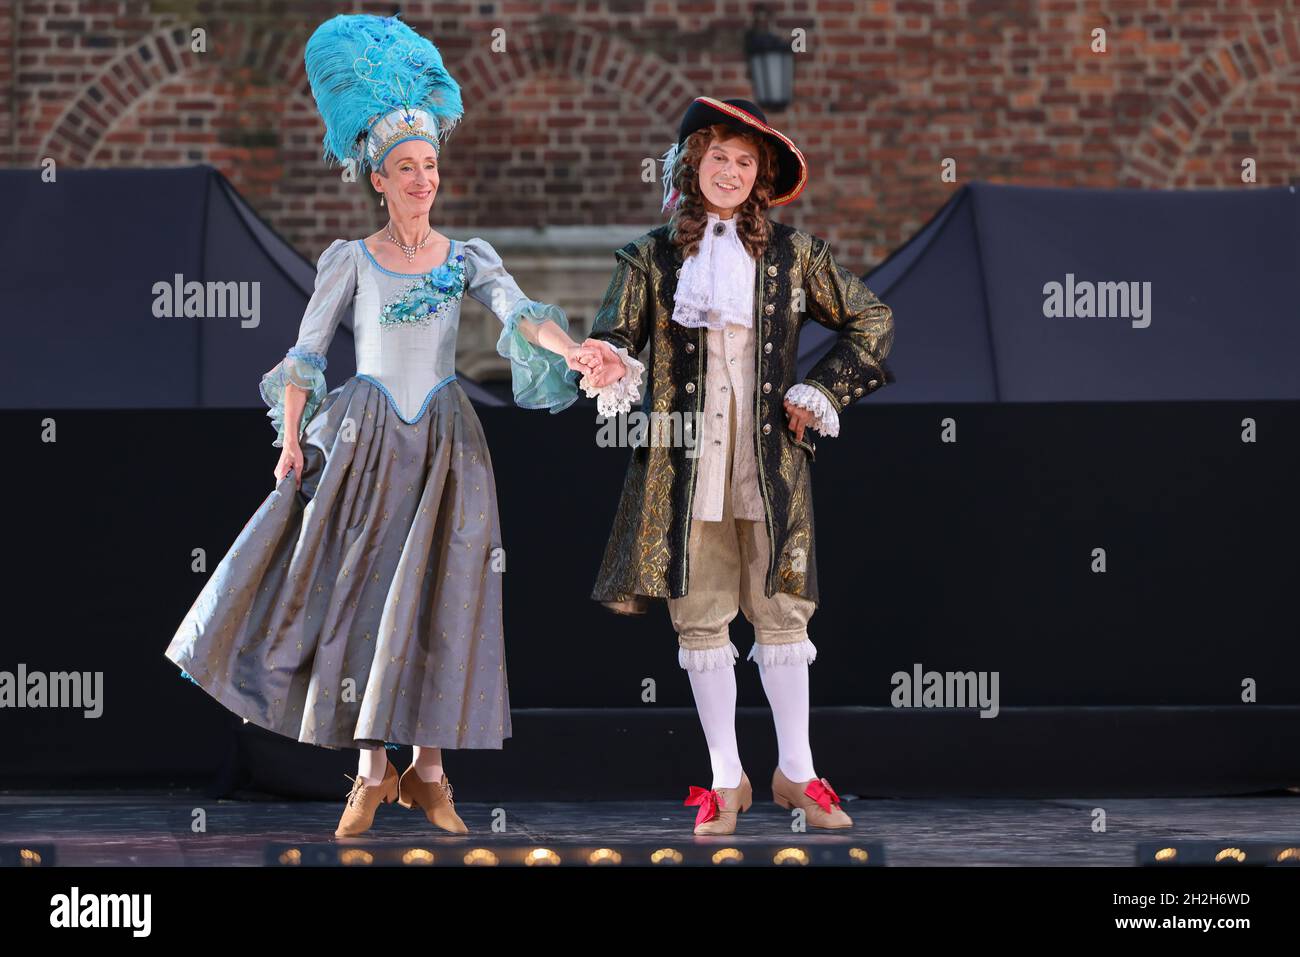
[576,338,628,389]
[274,439,304,489]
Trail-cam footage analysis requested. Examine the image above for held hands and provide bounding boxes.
[783,397,817,444]
[274,440,303,490]
[565,338,628,389]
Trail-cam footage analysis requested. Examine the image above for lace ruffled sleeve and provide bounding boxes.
[784,382,841,437]
[463,237,578,413]
[259,239,355,448]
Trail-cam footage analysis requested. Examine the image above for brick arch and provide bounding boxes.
[454,24,697,130]
[39,25,206,163]
[1121,13,1300,187]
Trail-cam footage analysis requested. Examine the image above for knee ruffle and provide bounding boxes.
[747,637,818,667]
[678,640,740,672]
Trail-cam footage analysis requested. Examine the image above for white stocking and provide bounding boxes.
[357,745,389,786]
[687,662,743,789]
[412,745,444,784]
[756,658,817,783]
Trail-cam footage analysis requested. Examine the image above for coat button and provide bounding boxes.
[685,342,695,352]
[762,382,772,393]
[854,387,863,396]
[675,267,681,277]
[764,304,775,315]
[767,265,778,277]
[685,381,695,393]
[840,394,851,405]
[868,378,879,389]
[763,342,773,354]
[762,423,772,434]
[714,222,726,236]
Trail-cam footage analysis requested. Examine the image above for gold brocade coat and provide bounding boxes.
[586,220,895,614]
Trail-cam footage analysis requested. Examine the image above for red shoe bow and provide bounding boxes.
[684,786,721,827]
[805,778,841,813]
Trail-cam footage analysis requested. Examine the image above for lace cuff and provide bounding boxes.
[579,344,646,417]
[784,383,840,438]
[259,347,327,448]
[496,298,579,413]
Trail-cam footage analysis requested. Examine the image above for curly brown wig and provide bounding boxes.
[669,124,777,261]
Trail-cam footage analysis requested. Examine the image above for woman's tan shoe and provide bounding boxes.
[771,768,852,828]
[684,772,753,835]
[397,765,469,834]
[334,757,399,838]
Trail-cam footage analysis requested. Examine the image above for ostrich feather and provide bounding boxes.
[305,12,463,170]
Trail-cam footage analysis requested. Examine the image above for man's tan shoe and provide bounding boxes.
[771,768,852,828]
[684,772,753,835]
[397,766,469,834]
[334,757,399,838]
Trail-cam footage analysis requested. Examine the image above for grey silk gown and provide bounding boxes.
[164,236,577,751]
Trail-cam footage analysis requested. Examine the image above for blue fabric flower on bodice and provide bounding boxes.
[378,253,467,327]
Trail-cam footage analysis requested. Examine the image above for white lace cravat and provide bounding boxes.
[671,212,754,330]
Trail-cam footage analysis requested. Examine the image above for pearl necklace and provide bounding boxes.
[385,223,434,263]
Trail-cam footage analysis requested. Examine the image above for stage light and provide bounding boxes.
[711,848,744,865]
[849,847,870,863]
[588,848,622,865]
[401,849,435,865]
[1153,847,1177,862]
[650,848,683,865]
[773,848,809,866]
[463,848,499,866]
[277,848,302,866]
[339,849,374,866]
[1214,847,1246,863]
[1275,847,1299,863]
[524,847,560,866]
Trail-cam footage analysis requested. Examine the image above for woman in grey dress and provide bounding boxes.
[163,143,614,837]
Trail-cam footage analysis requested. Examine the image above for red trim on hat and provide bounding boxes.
[693,96,808,205]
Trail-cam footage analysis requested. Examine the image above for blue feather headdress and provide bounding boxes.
[305,12,463,173]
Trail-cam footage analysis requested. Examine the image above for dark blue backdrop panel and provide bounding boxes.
[975,183,1300,401]
[1,167,205,407]
[797,182,1300,403]
[0,165,506,413]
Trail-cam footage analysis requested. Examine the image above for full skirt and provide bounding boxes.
[164,376,511,750]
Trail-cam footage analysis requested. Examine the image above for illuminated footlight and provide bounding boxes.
[339,849,374,866]
[773,848,809,866]
[524,847,561,866]
[463,848,498,867]
[650,848,683,865]
[402,848,435,865]
[1153,847,1177,862]
[277,848,302,866]
[711,848,744,865]
[18,849,42,866]
[1276,847,1300,863]
[588,848,622,866]
[1214,847,1246,863]
[848,847,870,864]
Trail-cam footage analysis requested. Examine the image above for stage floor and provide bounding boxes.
[2,791,1297,866]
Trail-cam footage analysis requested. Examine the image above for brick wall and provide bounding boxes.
[7,1,1299,278]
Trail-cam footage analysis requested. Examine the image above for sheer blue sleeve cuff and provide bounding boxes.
[495,299,579,413]
[259,347,328,448]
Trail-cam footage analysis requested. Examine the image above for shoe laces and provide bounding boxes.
[342,772,367,808]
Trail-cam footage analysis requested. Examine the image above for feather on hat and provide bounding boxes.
[305,12,463,173]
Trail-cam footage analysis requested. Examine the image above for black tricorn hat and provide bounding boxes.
[663,96,808,210]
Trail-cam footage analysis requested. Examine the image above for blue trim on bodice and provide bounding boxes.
[355,373,458,424]
[356,238,460,278]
